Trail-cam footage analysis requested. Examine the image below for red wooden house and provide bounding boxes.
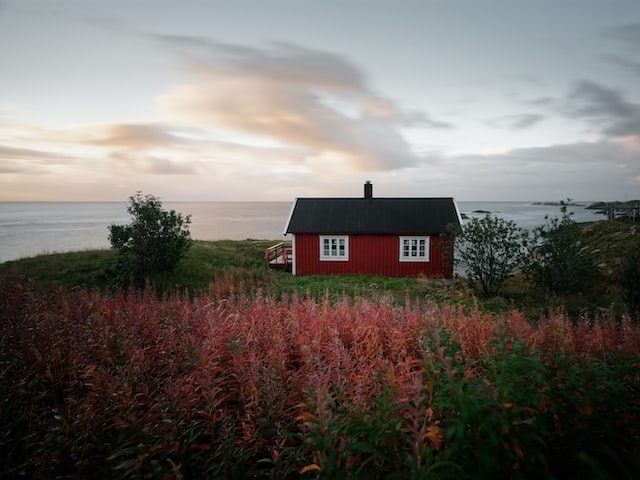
[282,182,462,278]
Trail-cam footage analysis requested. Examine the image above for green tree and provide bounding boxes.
[525,200,595,295]
[453,215,529,297]
[109,192,192,284]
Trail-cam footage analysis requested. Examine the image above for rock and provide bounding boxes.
[490,296,510,306]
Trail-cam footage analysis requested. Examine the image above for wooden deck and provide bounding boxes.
[264,241,292,272]
[602,203,640,222]
[588,201,640,221]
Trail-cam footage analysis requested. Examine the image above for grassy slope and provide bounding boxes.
[0,239,466,303]
[0,220,637,318]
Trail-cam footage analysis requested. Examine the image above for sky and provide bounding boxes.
[1,0,639,202]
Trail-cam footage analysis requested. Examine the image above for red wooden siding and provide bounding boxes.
[292,234,453,278]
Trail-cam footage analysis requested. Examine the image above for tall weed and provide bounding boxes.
[1,280,638,478]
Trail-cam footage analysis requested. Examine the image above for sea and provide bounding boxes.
[0,201,606,263]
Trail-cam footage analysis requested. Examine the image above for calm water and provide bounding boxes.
[0,201,604,263]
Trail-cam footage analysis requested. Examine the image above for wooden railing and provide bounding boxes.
[264,241,292,271]
[602,203,640,222]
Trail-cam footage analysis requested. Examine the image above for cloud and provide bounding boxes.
[0,144,63,163]
[88,123,229,175]
[359,96,453,129]
[605,22,640,47]
[0,121,202,176]
[153,38,450,171]
[108,152,196,175]
[337,137,640,201]
[602,22,640,76]
[88,122,327,174]
[0,130,93,176]
[601,53,640,76]
[155,36,368,91]
[0,116,320,182]
[91,123,178,149]
[562,81,640,137]
[444,138,640,200]
[490,113,545,131]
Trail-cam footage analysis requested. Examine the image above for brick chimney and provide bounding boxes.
[364,181,373,199]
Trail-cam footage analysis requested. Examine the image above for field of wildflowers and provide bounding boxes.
[1,279,639,479]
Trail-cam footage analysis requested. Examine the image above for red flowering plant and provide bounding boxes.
[1,279,638,478]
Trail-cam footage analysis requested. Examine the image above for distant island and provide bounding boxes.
[532,201,586,206]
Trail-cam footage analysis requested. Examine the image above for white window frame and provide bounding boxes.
[399,236,430,262]
[319,235,349,261]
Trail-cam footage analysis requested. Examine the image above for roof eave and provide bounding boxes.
[283,197,299,235]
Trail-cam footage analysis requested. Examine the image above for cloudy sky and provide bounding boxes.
[1,0,639,201]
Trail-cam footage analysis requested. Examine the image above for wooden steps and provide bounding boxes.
[264,242,292,272]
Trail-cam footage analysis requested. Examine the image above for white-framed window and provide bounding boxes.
[320,235,349,261]
[399,236,430,262]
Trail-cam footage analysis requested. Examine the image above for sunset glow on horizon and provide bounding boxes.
[1,0,639,202]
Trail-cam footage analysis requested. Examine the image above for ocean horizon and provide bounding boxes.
[0,200,606,263]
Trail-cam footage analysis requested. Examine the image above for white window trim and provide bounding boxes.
[319,235,349,261]
[399,236,430,262]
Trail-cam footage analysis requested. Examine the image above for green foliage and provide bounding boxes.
[453,214,529,296]
[620,237,640,321]
[109,192,192,285]
[525,200,596,295]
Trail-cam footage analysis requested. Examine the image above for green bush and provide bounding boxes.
[621,238,640,321]
[525,201,596,295]
[453,215,529,296]
[109,192,192,285]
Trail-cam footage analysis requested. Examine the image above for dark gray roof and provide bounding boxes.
[284,197,461,234]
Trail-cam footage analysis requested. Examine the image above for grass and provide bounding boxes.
[0,248,117,287]
[0,239,469,307]
[0,220,636,318]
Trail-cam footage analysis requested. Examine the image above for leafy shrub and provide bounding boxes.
[620,237,640,321]
[109,192,192,285]
[526,201,596,294]
[453,214,529,296]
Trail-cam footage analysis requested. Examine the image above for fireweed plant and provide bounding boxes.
[1,280,639,479]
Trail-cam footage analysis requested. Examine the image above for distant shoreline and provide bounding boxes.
[532,201,587,206]
[585,200,640,209]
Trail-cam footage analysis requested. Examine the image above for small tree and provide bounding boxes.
[109,192,192,284]
[525,200,595,295]
[453,215,529,296]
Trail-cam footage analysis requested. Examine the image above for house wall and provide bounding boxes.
[292,233,453,278]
